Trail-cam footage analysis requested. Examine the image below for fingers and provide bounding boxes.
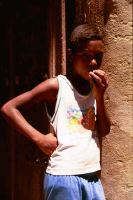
[89,72,105,88]
[38,133,58,156]
[89,70,108,88]
[93,70,108,85]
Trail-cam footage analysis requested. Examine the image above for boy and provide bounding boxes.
[1,24,110,200]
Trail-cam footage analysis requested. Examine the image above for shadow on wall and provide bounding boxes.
[104,0,117,25]
[126,0,132,4]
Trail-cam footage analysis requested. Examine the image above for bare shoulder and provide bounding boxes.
[31,77,59,95]
[30,77,59,103]
[1,77,59,109]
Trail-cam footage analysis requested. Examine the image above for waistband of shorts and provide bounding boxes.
[75,171,100,182]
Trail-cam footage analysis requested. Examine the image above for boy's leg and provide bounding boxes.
[91,179,106,200]
[43,173,82,200]
[81,176,106,200]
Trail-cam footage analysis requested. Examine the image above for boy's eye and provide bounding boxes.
[81,53,93,60]
[95,53,103,62]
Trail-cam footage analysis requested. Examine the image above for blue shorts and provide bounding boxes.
[43,173,105,200]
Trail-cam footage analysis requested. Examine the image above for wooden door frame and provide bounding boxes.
[48,0,66,77]
[8,1,67,199]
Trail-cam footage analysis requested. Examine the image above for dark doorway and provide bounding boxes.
[0,1,50,200]
[0,0,75,199]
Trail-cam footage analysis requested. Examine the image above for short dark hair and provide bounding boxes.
[69,24,103,54]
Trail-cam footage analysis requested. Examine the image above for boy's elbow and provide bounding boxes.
[1,104,7,114]
[1,103,13,117]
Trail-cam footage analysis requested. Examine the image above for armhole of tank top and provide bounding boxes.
[44,75,61,124]
[94,99,98,134]
[94,99,97,115]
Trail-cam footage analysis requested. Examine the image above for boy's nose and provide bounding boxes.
[89,58,97,66]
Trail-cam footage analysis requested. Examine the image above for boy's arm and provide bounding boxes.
[96,97,111,137]
[89,69,111,136]
[1,78,59,156]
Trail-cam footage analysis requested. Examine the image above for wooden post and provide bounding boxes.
[48,0,56,78]
[8,18,16,200]
[61,0,66,75]
[48,0,66,78]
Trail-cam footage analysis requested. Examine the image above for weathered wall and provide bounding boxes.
[101,0,133,199]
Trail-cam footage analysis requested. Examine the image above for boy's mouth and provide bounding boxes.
[84,66,94,74]
[87,64,98,72]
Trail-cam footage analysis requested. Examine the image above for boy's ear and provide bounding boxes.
[67,48,73,61]
[67,48,72,56]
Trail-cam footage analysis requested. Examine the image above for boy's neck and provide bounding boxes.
[66,72,91,96]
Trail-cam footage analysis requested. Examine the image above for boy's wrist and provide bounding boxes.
[96,96,104,104]
[32,131,45,145]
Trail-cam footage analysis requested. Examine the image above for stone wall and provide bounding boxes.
[101,0,132,199]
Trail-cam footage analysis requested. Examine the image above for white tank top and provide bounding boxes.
[46,75,101,175]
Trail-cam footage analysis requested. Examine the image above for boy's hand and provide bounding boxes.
[36,133,58,156]
[89,69,108,100]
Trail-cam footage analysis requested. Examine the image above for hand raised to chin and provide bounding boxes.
[89,69,108,100]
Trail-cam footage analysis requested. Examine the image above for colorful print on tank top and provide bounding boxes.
[67,106,96,133]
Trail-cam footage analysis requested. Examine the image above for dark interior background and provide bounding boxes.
[0,0,75,199]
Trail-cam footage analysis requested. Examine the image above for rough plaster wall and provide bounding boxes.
[101,0,133,199]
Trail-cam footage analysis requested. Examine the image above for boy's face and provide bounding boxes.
[72,40,104,81]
